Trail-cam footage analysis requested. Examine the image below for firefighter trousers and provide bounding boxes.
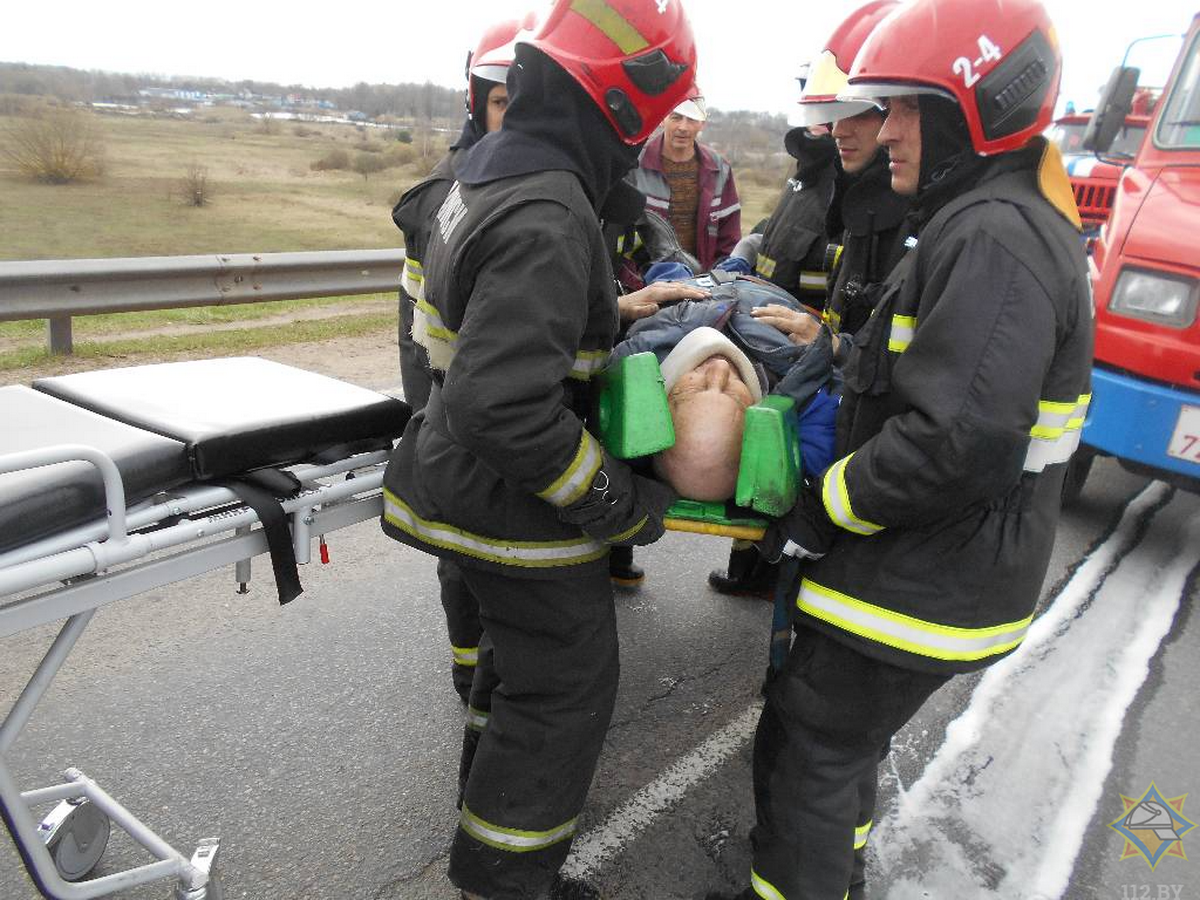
[438,558,482,701]
[750,624,949,900]
[448,564,619,900]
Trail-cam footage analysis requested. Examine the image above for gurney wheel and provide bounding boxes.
[43,798,110,881]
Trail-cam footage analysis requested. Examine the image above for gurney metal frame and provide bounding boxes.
[0,443,389,900]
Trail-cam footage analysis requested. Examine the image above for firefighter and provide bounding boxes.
[820,1,912,346]
[390,18,522,704]
[380,2,696,898]
[707,1,903,601]
[713,1,1094,898]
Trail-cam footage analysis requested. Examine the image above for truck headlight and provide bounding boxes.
[1109,268,1198,328]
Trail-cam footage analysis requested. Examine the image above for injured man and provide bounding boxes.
[610,274,839,502]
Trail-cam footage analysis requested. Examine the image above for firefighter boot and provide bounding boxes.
[609,545,645,589]
[707,544,777,600]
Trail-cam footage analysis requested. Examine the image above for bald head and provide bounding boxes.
[653,355,755,501]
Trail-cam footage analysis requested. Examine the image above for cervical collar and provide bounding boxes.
[659,326,763,403]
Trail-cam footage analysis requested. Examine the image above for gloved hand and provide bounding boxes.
[756,481,837,564]
[558,450,678,547]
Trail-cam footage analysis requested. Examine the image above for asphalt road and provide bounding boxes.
[1,455,1197,900]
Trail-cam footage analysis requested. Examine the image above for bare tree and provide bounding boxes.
[2,107,105,183]
[179,162,212,206]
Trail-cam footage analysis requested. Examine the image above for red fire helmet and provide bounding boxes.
[842,0,1062,155]
[518,0,697,145]
[466,18,525,117]
[794,0,899,127]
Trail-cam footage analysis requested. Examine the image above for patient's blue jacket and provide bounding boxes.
[610,275,839,474]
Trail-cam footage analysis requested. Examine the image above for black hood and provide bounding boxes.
[826,144,893,238]
[451,74,502,150]
[913,95,988,224]
[454,44,642,209]
[784,127,839,182]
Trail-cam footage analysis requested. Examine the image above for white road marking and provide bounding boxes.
[873,483,1200,899]
[561,701,763,880]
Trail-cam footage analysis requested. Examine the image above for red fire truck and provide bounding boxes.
[1067,12,1200,501]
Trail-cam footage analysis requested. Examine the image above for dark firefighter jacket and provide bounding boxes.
[797,139,1093,675]
[392,150,459,311]
[381,169,621,577]
[754,132,838,307]
[824,150,913,339]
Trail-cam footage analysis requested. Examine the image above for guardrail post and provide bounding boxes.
[47,316,73,355]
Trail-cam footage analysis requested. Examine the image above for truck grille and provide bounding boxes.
[1071,179,1116,225]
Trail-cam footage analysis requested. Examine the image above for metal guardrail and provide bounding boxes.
[0,249,405,354]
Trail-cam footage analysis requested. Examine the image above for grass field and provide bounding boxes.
[0,107,783,261]
[0,109,434,260]
[0,107,784,372]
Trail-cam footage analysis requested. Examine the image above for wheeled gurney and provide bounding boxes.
[0,357,410,899]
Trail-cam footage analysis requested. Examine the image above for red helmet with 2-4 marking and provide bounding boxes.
[518,0,697,145]
[841,0,1062,155]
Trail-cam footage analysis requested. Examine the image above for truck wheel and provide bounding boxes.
[1062,449,1095,507]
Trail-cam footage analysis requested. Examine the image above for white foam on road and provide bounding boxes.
[873,482,1199,899]
[561,700,763,880]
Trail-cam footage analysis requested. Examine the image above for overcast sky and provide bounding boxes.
[2,1,1193,116]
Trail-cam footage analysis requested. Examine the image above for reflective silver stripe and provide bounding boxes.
[459,803,577,853]
[645,196,670,210]
[570,348,611,381]
[451,644,478,666]
[711,203,741,220]
[751,869,786,900]
[402,256,425,301]
[798,578,1032,662]
[799,270,827,290]
[756,255,777,278]
[384,490,607,567]
[412,299,458,371]
[887,314,916,353]
[854,819,872,850]
[1023,393,1091,472]
[466,706,489,731]
[537,431,603,508]
[821,453,883,536]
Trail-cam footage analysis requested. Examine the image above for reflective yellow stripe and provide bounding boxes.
[824,307,842,330]
[537,431,603,508]
[459,803,577,853]
[467,706,489,731]
[384,489,607,568]
[608,514,649,544]
[821,453,883,536]
[451,644,478,666]
[570,348,612,381]
[756,255,777,279]
[854,819,872,850]
[798,578,1032,662]
[569,0,649,54]
[887,314,916,353]
[1024,393,1091,472]
[751,869,786,900]
[798,270,827,290]
[412,299,458,371]
[402,256,425,301]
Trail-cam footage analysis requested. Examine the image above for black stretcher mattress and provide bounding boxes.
[33,357,410,480]
[0,385,191,553]
[2,357,409,555]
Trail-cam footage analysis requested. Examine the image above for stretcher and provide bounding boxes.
[595,351,803,671]
[0,357,410,900]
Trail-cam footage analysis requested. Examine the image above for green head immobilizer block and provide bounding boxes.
[593,352,675,460]
[595,350,801,530]
[735,394,800,517]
